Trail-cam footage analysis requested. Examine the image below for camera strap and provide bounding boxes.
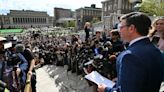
[0,61,5,80]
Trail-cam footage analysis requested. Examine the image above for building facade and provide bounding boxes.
[76,4,102,30]
[101,0,133,29]
[54,7,74,26]
[0,10,53,29]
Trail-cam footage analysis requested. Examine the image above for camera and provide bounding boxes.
[7,53,21,66]
[0,37,12,49]
[0,37,12,54]
[3,42,12,49]
[0,80,7,91]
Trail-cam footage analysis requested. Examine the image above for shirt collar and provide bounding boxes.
[129,36,148,46]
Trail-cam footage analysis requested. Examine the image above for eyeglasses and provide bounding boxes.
[119,25,128,29]
[118,24,129,31]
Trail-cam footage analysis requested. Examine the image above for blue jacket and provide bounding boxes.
[17,53,28,83]
[105,38,163,92]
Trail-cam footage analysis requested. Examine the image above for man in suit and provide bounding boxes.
[98,12,163,92]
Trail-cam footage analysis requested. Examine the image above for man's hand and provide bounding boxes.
[97,84,107,92]
[16,68,21,76]
[28,70,33,76]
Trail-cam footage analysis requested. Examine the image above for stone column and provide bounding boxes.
[101,2,105,22]
[46,17,49,24]
[117,0,122,14]
[10,17,13,24]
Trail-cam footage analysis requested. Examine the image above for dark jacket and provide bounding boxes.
[105,38,163,92]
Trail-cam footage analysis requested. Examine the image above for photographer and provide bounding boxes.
[15,43,37,92]
[4,41,28,92]
[0,37,9,92]
[109,29,124,53]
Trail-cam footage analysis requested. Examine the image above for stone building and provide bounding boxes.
[75,4,102,30]
[101,0,133,29]
[0,10,53,29]
[54,7,74,26]
[101,0,164,30]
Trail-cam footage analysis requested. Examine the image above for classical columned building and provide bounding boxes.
[0,15,10,29]
[0,10,53,29]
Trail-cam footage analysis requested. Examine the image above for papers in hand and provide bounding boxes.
[84,60,93,66]
[84,71,115,88]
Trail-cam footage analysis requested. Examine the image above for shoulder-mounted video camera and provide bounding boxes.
[7,53,21,66]
[0,37,12,54]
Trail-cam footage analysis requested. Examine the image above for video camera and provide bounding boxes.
[3,42,12,50]
[7,53,21,66]
[0,37,12,48]
[0,37,12,54]
[0,80,7,91]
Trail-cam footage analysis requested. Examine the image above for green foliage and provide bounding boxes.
[68,20,75,27]
[63,21,68,28]
[63,20,76,28]
[91,17,100,24]
[139,0,164,16]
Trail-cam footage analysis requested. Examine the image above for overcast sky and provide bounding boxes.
[0,0,104,16]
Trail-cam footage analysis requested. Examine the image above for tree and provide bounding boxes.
[139,0,164,16]
[63,21,68,28]
[68,20,75,27]
[91,17,100,24]
[63,20,76,28]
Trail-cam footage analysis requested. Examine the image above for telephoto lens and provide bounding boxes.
[0,80,7,89]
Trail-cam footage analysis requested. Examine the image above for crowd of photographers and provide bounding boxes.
[0,36,36,92]
[0,16,163,91]
[0,13,163,92]
[0,25,126,92]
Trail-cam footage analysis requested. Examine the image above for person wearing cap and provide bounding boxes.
[0,37,7,91]
[109,29,124,54]
[2,41,28,92]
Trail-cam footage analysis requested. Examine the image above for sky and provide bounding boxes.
[0,0,104,16]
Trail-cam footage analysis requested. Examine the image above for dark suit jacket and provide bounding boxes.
[105,38,163,92]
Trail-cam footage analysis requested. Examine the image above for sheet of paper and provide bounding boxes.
[84,60,93,66]
[85,71,115,88]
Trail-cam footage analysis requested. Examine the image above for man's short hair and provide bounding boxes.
[120,12,151,36]
[15,44,25,53]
